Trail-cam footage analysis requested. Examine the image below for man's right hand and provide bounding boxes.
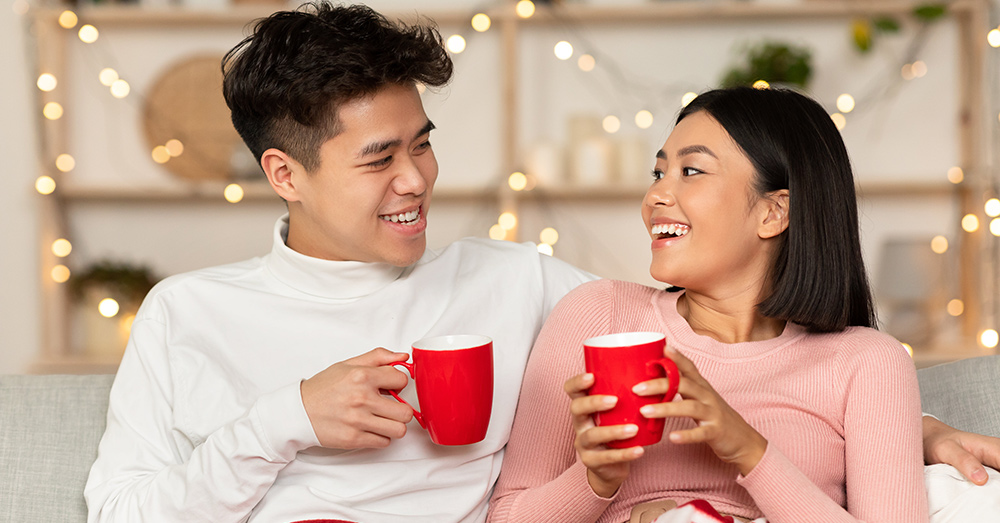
[300,348,414,449]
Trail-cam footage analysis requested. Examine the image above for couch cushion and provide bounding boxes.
[0,374,114,523]
[918,355,1000,439]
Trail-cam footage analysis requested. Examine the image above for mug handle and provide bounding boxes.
[646,357,680,402]
[387,361,427,429]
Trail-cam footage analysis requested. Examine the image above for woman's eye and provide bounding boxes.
[650,169,664,181]
[682,167,701,177]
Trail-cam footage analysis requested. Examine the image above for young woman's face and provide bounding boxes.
[641,111,778,296]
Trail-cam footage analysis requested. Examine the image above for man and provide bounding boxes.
[85,3,998,522]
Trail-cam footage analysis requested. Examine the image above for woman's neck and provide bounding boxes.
[676,290,786,344]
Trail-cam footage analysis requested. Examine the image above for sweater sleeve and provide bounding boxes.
[488,280,620,523]
[84,316,320,523]
[737,335,928,522]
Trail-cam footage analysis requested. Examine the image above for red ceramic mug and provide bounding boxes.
[584,331,679,448]
[389,335,494,446]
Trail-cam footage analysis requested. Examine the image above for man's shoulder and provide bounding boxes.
[144,257,266,302]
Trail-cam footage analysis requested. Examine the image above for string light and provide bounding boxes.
[498,212,518,230]
[58,10,78,29]
[165,139,184,157]
[471,13,491,32]
[537,243,554,256]
[991,218,1000,236]
[635,110,654,129]
[947,166,964,184]
[947,299,965,317]
[37,74,57,92]
[78,24,99,44]
[930,235,948,254]
[55,154,75,173]
[911,60,927,78]
[446,35,467,54]
[602,115,621,134]
[12,0,28,15]
[989,28,1000,48]
[151,146,170,164]
[488,224,506,240]
[51,265,71,284]
[51,238,72,258]
[99,68,119,87]
[986,198,1000,217]
[830,113,846,130]
[962,214,979,233]
[35,176,56,195]
[515,0,535,19]
[578,54,596,72]
[508,172,528,191]
[224,183,245,203]
[836,93,855,113]
[681,92,698,107]
[980,329,999,349]
[43,102,64,120]
[539,227,559,245]
[554,41,573,60]
[901,63,915,80]
[752,80,770,89]
[110,79,131,98]
[900,342,913,357]
[98,298,120,318]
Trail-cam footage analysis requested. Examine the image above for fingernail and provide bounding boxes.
[632,383,647,394]
[602,396,618,406]
[972,468,988,484]
[624,424,638,435]
[669,432,681,442]
[640,405,655,416]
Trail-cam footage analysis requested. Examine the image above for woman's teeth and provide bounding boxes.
[380,209,420,224]
[651,223,690,238]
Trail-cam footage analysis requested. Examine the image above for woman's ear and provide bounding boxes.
[260,148,304,202]
[758,189,789,239]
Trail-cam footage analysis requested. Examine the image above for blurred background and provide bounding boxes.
[2,0,999,374]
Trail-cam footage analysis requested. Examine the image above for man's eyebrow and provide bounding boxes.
[356,120,436,159]
[677,144,717,159]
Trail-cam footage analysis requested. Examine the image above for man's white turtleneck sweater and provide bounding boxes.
[85,215,595,523]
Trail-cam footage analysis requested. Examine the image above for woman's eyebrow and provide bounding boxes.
[677,144,717,159]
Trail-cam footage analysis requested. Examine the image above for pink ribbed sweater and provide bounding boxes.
[488,279,927,523]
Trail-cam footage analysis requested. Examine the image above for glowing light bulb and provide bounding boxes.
[99,68,119,87]
[962,214,980,233]
[58,10,78,29]
[901,64,915,80]
[537,243,554,256]
[635,110,654,129]
[901,343,913,357]
[516,0,535,19]
[930,235,948,254]
[554,41,573,60]
[78,24,99,44]
[224,183,245,203]
[986,198,1000,217]
[681,92,698,107]
[498,212,518,231]
[947,166,964,184]
[110,79,130,98]
[51,264,71,283]
[578,54,596,72]
[35,176,56,195]
[602,115,621,134]
[165,139,184,157]
[830,113,847,131]
[947,299,964,317]
[471,13,491,32]
[151,146,170,164]
[55,154,75,173]
[446,34,466,54]
[51,238,72,258]
[990,29,1000,48]
[98,298,120,318]
[980,329,999,349]
[836,93,855,113]
[912,60,927,78]
[539,227,559,245]
[508,172,528,191]
[752,80,770,90]
[990,218,1000,236]
[43,102,63,120]
[37,73,57,92]
[489,224,506,240]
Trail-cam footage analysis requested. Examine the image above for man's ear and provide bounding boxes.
[758,189,789,239]
[260,148,304,202]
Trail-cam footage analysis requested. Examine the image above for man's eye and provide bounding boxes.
[416,140,431,150]
[369,156,392,168]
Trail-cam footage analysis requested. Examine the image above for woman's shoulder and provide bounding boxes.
[805,326,914,371]
[556,279,663,309]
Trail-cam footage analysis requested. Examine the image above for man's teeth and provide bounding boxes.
[380,210,420,224]
[651,223,690,237]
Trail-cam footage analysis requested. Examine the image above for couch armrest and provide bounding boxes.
[918,355,1000,439]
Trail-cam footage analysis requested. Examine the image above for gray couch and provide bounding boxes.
[2,356,999,523]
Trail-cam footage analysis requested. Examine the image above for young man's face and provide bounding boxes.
[283,83,438,266]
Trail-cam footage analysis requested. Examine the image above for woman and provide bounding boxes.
[487,87,927,522]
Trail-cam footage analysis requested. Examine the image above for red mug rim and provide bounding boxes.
[584,331,664,348]
[412,334,492,351]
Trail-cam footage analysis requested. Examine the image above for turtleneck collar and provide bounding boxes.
[653,290,807,360]
[265,214,408,300]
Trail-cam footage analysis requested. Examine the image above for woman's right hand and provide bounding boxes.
[564,372,645,498]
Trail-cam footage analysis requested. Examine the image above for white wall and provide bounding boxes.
[0,1,973,372]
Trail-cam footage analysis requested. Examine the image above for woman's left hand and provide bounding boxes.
[634,346,768,476]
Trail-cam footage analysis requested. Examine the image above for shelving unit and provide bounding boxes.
[29,0,992,373]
